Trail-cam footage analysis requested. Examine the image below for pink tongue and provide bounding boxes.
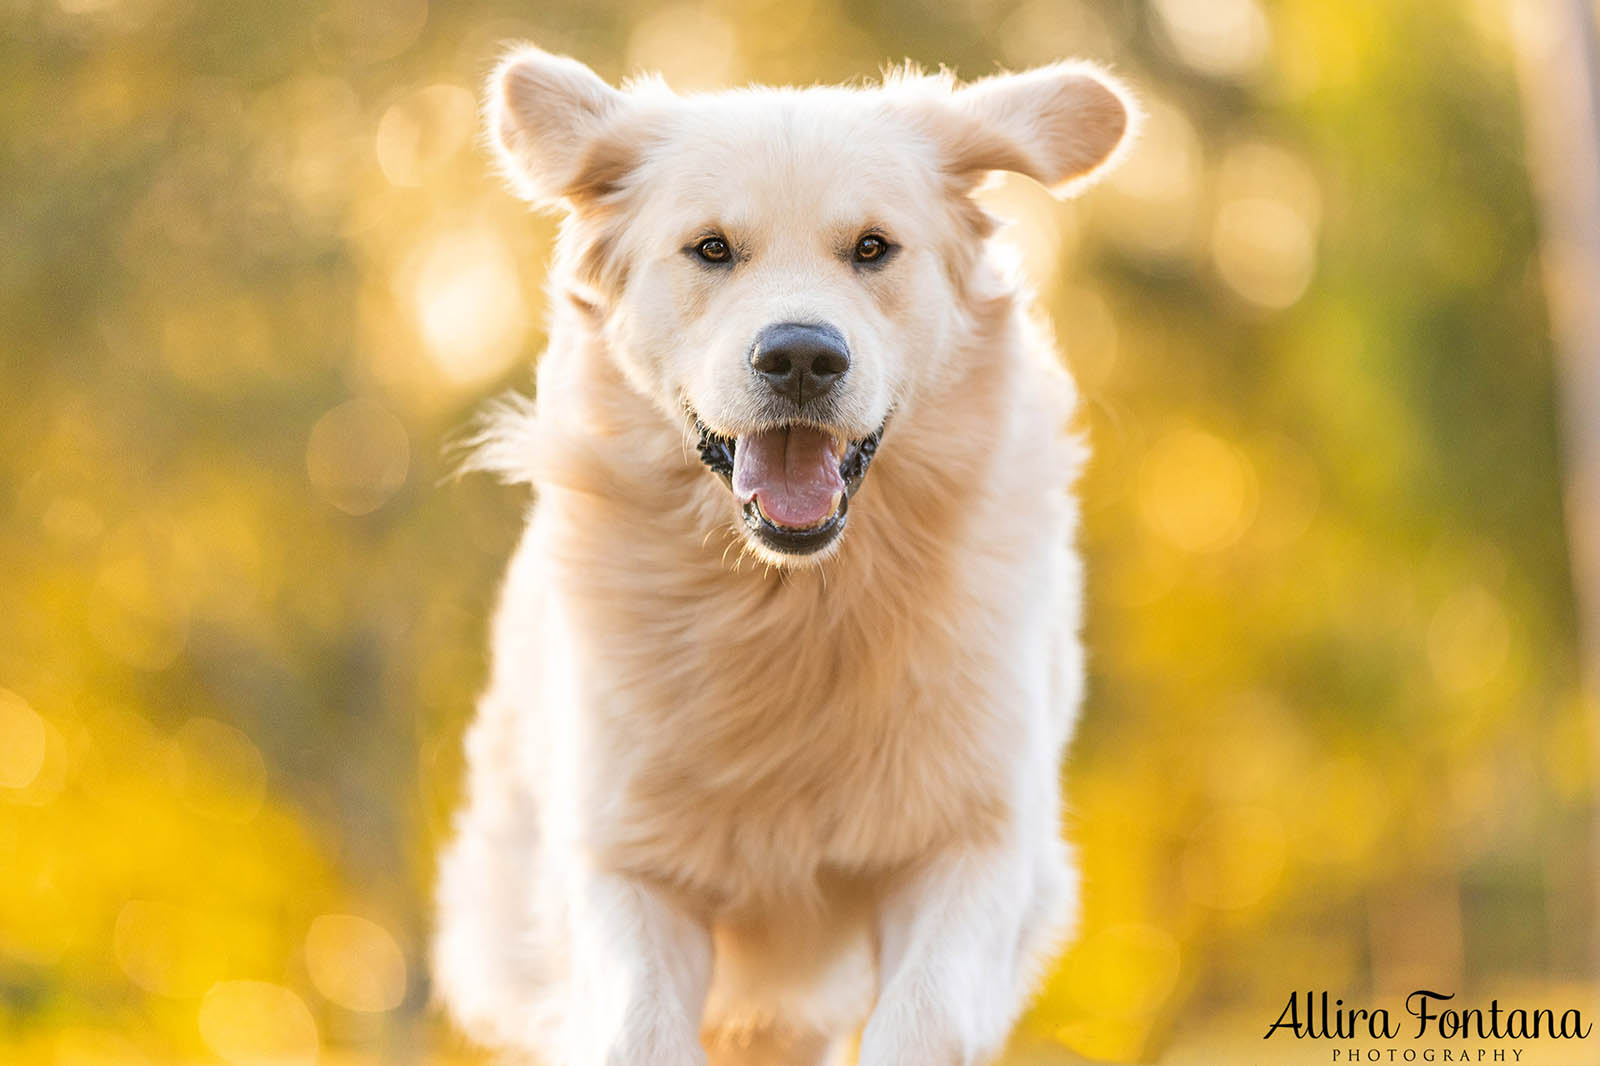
[732,426,845,529]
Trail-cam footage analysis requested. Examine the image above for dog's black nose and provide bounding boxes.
[749,322,850,406]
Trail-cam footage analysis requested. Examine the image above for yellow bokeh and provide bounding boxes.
[1151,0,1271,80]
[304,914,408,1014]
[306,398,412,516]
[406,228,531,388]
[0,690,48,791]
[198,980,320,1066]
[376,84,477,189]
[1137,427,1257,553]
[169,717,268,824]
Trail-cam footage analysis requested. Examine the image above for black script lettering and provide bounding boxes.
[1407,989,1454,1038]
[1264,991,1303,1038]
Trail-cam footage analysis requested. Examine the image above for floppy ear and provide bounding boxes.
[487,44,637,207]
[945,62,1138,197]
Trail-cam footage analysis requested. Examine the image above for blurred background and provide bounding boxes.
[5,0,1600,1062]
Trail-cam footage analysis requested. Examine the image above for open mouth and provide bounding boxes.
[695,418,883,556]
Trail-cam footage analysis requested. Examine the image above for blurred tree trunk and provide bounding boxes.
[1506,0,1600,972]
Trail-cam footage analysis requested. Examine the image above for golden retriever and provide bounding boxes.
[433,42,1137,1066]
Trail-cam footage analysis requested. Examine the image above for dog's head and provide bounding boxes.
[487,47,1135,563]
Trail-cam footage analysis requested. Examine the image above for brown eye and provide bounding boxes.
[853,233,889,263]
[695,236,731,263]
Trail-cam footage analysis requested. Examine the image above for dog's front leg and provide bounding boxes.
[561,865,712,1066]
[858,839,1039,1066]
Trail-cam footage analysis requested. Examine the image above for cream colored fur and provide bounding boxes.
[433,44,1138,1066]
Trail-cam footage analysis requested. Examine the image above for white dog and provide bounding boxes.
[433,43,1136,1066]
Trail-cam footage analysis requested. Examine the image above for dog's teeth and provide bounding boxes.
[829,491,843,514]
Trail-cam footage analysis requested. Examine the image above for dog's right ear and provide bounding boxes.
[488,45,637,208]
[938,62,1138,198]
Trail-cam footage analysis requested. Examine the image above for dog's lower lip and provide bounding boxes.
[741,494,849,555]
[754,491,844,531]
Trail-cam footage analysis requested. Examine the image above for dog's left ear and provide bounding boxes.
[942,62,1138,197]
[488,44,644,208]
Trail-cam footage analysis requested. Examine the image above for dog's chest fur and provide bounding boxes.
[511,395,1061,917]
[538,489,1025,915]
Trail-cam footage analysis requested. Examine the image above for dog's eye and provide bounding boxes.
[694,236,732,263]
[853,234,890,264]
